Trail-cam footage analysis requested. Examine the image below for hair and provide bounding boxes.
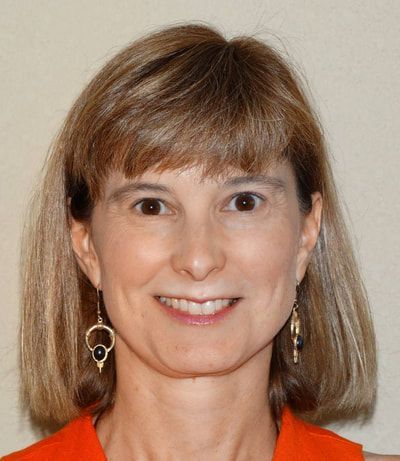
[20,23,377,427]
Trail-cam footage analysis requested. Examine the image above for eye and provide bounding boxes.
[225,192,265,212]
[132,198,170,216]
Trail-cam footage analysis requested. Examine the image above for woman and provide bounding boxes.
[3,23,397,460]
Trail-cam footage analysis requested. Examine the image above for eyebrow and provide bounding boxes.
[223,175,286,190]
[106,175,287,204]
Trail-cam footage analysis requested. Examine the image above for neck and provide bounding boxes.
[96,343,277,461]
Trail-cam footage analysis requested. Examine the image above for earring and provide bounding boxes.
[290,281,303,364]
[85,288,115,373]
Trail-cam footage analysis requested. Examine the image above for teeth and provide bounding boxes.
[189,301,201,314]
[158,297,237,315]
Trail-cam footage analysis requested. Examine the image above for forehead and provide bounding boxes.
[103,162,295,194]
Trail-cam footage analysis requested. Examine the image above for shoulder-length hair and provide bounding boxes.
[20,23,376,426]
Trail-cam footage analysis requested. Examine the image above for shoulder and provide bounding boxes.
[301,419,365,458]
[289,411,400,461]
[1,413,106,461]
[276,407,365,460]
[301,420,399,460]
[363,453,400,460]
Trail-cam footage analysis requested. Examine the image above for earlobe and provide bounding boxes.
[69,215,101,287]
[296,192,323,282]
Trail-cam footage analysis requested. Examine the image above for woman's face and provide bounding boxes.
[71,162,321,377]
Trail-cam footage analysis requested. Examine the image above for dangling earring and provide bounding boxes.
[290,281,303,364]
[85,288,115,373]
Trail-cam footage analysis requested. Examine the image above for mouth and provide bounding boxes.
[155,296,241,316]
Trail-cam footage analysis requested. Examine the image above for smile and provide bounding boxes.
[156,296,239,316]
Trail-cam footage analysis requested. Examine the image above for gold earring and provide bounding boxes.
[290,282,303,364]
[85,288,115,373]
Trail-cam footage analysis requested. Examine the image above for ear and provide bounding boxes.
[296,192,322,282]
[69,214,102,289]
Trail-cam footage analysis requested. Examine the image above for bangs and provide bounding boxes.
[66,32,300,201]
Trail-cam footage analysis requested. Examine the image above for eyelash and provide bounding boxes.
[131,192,266,216]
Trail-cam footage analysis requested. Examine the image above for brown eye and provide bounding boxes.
[235,194,255,211]
[133,199,168,215]
[227,193,264,212]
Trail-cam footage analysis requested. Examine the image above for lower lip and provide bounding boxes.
[155,297,241,325]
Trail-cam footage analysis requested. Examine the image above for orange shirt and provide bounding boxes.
[2,406,363,460]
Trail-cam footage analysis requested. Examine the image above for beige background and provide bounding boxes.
[1,0,399,455]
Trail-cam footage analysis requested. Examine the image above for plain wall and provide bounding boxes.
[1,0,399,455]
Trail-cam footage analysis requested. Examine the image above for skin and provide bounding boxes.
[70,161,324,460]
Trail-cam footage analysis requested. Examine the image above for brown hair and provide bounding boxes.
[20,23,376,427]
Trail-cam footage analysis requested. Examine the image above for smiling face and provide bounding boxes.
[70,162,321,378]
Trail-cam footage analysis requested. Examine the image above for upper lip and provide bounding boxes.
[156,295,240,303]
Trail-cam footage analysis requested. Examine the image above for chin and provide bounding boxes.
[156,344,254,378]
[163,360,242,378]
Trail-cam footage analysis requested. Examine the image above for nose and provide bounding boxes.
[170,217,226,281]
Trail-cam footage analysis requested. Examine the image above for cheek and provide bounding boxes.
[234,218,299,339]
[92,214,171,286]
[91,221,173,337]
[235,218,299,285]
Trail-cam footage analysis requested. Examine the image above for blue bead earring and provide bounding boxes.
[290,281,303,364]
[85,288,115,373]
